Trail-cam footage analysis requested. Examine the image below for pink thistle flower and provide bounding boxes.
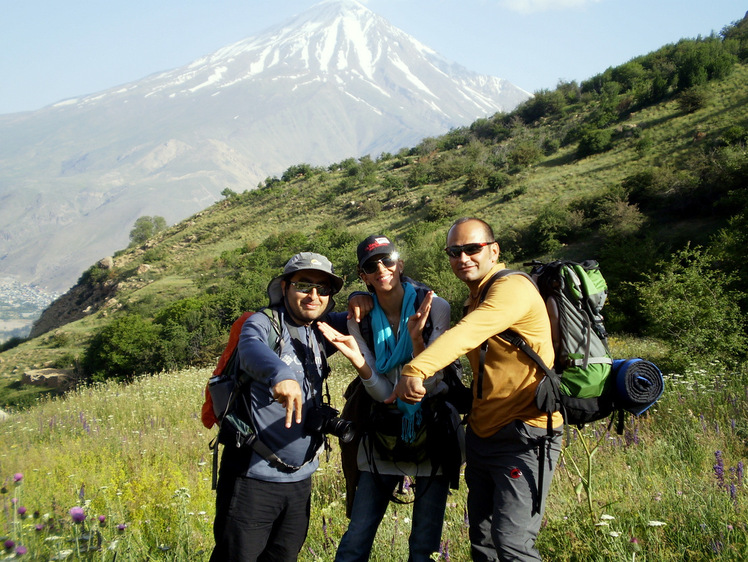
[117,523,128,532]
[13,473,23,483]
[15,545,27,556]
[69,506,86,523]
[3,539,15,550]
[17,506,27,516]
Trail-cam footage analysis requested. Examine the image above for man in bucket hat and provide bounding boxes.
[211,252,351,562]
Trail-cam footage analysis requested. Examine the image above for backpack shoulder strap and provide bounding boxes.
[260,307,283,353]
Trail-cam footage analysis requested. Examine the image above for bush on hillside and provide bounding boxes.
[677,85,711,113]
[82,314,164,382]
[636,245,747,370]
[576,128,613,158]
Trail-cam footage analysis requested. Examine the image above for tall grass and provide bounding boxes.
[0,351,745,560]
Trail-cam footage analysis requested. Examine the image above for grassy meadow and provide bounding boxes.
[1,336,746,561]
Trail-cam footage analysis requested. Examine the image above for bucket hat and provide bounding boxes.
[267,252,344,306]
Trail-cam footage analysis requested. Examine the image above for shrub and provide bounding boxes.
[577,128,613,158]
[677,86,711,113]
[82,314,164,382]
[487,171,511,191]
[507,141,543,168]
[425,196,461,222]
[636,245,747,370]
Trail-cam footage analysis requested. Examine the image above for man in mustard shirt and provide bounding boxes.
[388,217,563,561]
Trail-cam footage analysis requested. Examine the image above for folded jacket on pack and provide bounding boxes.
[613,358,664,415]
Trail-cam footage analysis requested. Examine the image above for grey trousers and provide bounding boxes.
[465,420,562,562]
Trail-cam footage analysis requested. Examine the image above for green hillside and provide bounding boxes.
[1,24,747,406]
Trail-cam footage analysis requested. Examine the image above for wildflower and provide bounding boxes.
[714,451,725,488]
[70,506,86,523]
[600,514,615,520]
[648,520,666,527]
[117,523,127,532]
[4,539,15,550]
[15,545,27,556]
[439,539,451,561]
[18,506,27,516]
[35,524,44,532]
[13,473,23,483]
[98,515,107,527]
[609,531,621,537]
[629,537,641,552]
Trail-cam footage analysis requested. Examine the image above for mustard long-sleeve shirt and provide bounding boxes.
[401,263,564,437]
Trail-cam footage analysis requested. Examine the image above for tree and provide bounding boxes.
[129,216,167,247]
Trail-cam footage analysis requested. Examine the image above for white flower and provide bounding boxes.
[609,531,621,537]
[595,521,610,526]
[648,520,666,527]
[600,514,616,520]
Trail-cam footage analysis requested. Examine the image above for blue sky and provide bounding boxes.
[1,0,742,115]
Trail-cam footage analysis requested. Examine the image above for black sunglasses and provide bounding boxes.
[444,242,495,258]
[361,255,398,274]
[289,281,333,296]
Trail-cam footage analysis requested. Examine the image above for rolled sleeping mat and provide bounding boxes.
[613,358,664,416]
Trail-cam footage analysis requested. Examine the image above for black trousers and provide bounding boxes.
[210,474,312,562]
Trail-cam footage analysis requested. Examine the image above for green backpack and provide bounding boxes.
[528,259,614,426]
[476,260,614,427]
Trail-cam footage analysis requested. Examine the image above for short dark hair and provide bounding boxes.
[447,217,495,243]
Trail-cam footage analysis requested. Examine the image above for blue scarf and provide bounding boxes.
[370,282,423,443]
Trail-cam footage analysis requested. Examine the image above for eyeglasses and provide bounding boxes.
[361,255,398,274]
[444,242,495,258]
[289,281,333,296]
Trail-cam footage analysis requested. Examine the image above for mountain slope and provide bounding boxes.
[0,0,529,299]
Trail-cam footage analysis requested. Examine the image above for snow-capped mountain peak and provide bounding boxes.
[0,0,530,297]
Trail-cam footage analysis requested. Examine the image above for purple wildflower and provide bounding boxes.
[35,524,44,532]
[439,539,451,561]
[17,506,27,516]
[70,506,86,523]
[11,497,18,505]
[737,461,744,485]
[15,545,27,556]
[13,473,23,483]
[117,523,127,532]
[4,539,15,550]
[714,451,725,489]
[79,484,85,500]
